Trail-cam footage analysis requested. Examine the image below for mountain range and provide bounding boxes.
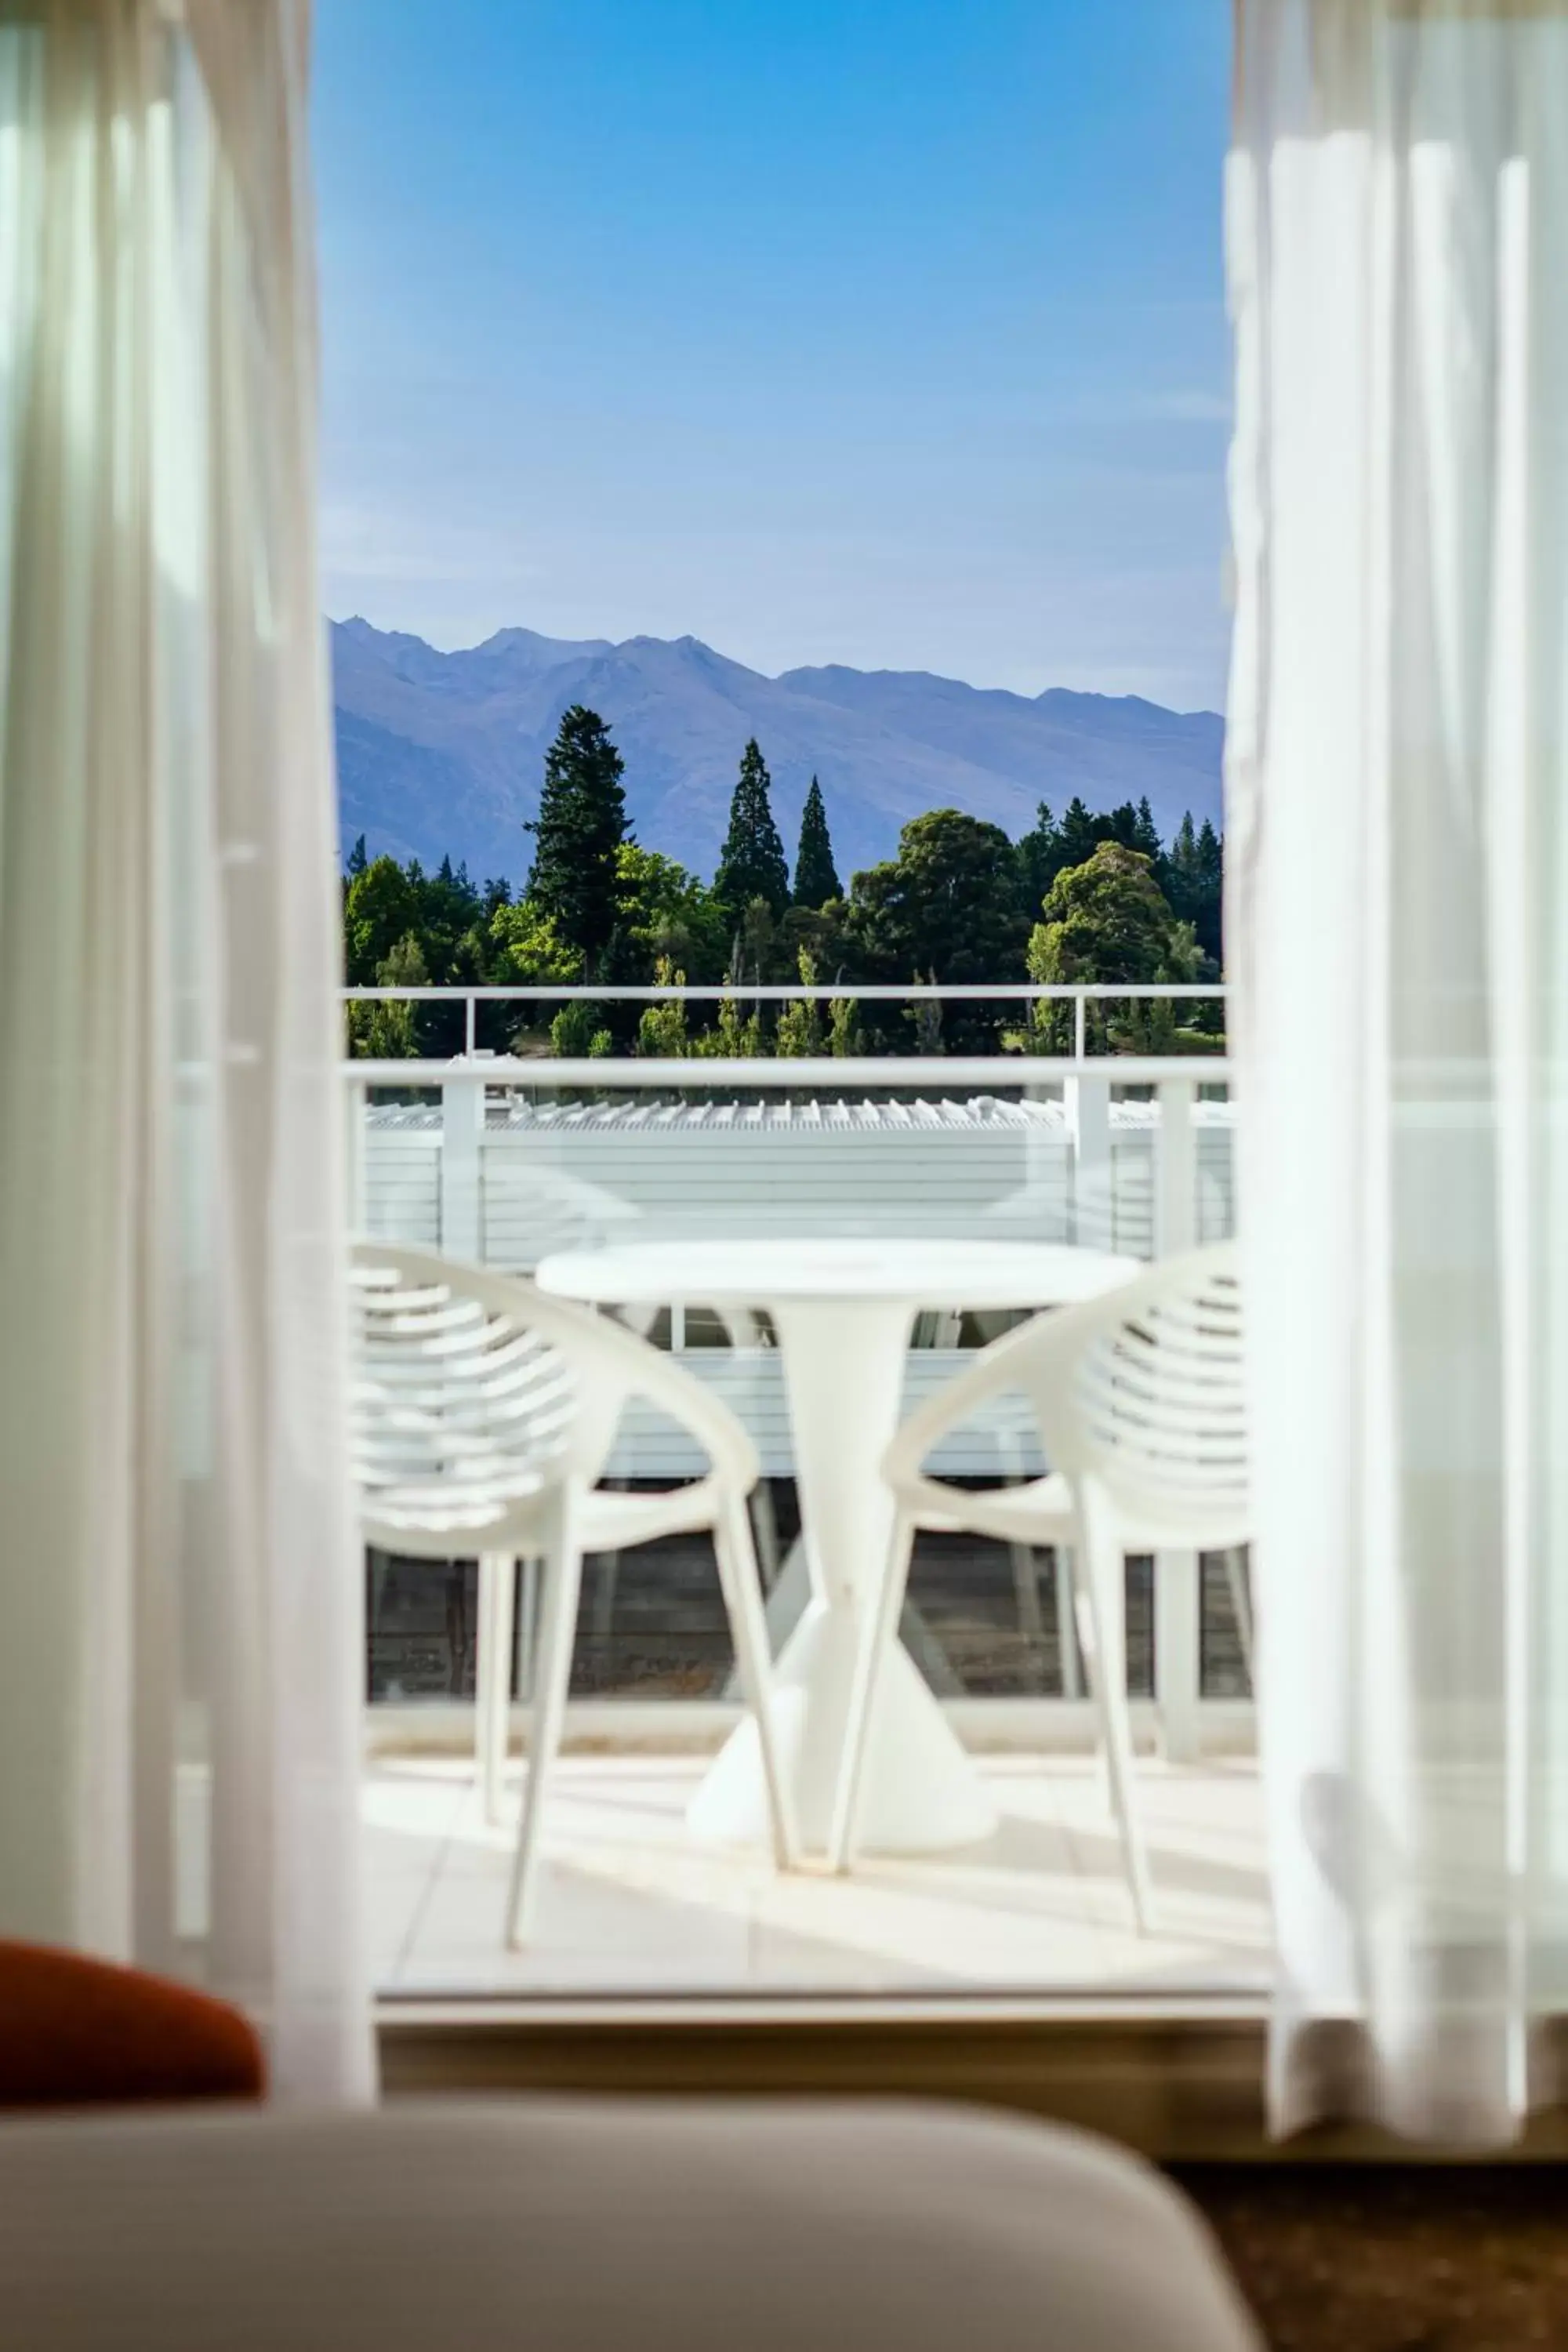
[332,618,1225,887]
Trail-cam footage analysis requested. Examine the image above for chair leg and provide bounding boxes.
[826,1508,917,1875]
[1010,1542,1047,1683]
[593,1549,621,1646]
[592,1483,625,1646]
[1071,1497,1154,1934]
[480,1555,516,1826]
[506,1497,583,1948]
[750,1477,782,1593]
[713,1494,800,1871]
[1054,1548,1083,1699]
[475,1553,499,1790]
[1222,1544,1255,1690]
[517,1554,540,1701]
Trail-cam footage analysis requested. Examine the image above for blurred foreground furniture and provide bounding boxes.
[837,1243,1250,1926]
[350,1243,797,1943]
[0,1941,263,2107]
[0,2097,1261,2352]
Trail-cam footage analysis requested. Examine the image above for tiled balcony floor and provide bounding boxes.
[366,1751,1270,1997]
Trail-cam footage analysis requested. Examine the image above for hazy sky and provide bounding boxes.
[314,1,1233,710]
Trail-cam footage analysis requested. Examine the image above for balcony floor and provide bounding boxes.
[366,1751,1270,1998]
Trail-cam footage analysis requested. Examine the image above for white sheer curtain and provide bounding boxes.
[0,0,370,2100]
[1229,0,1568,2143]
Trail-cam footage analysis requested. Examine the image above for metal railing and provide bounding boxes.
[342,978,1229,1062]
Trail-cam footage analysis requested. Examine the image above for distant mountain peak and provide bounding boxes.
[332,620,1223,887]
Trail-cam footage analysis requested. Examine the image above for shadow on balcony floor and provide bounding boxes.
[366,1752,1270,1997]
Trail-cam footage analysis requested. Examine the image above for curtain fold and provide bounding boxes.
[0,0,370,2102]
[1229,0,1568,2143]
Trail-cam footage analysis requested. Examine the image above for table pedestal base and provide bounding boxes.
[687,1595,998,1858]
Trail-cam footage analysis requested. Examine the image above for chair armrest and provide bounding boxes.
[354,1244,759,1496]
[882,1305,1081,1490]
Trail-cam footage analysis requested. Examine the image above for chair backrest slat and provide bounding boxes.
[350,1248,579,1552]
[1040,1246,1248,1537]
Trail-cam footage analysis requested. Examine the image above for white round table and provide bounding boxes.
[535,1238,1137,1857]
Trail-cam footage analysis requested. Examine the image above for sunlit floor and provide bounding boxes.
[366,1751,1270,1998]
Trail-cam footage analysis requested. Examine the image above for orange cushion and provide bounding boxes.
[0,1940,265,2107]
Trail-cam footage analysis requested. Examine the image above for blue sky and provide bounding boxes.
[314,1,1232,710]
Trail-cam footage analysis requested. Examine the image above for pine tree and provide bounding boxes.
[1166,811,1224,968]
[525,705,630,974]
[793,776,841,906]
[715,739,790,920]
[1193,817,1224,967]
[1014,801,1063,912]
[1131,796,1163,862]
[1056,796,1104,869]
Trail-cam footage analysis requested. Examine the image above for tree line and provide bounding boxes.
[343,702,1224,1059]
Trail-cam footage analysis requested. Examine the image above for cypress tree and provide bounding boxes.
[793,775,841,906]
[525,705,630,974]
[715,738,790,920]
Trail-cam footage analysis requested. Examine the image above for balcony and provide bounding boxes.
[352,984,1262,2002]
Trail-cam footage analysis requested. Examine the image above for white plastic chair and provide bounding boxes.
[827,1242,1249,1929]
[350,1242,799,1944]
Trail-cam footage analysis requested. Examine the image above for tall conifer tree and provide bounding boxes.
[525,705,630,973]
[715,738,790,919]
[793,775,841,906]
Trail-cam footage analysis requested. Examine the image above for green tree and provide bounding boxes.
[1127,796,1163,863]
[343,855,420,984]
[735,896,781,988]
[405,854,486,1048]
[792,776,841,906]
[488,899,582,986]
[845,809,1030,1052]
[1027,841,1197,1054]
[485,898,582,1052]
[1048,795,1167,878]
[618,843,729,982]
[636,957,691,1058]
[345,833,368,880]
[1055,796,1105,871]
[775,949,825,1058]
[347,930,427,1060]
[714,739,790,921]
[1014,802,1065,913]
[781,893,855,987]
[693,995,762,1059]
[526,705,630,974]
[550,998,614,1058]
[827,989,862,1058]
[1166,811,1224,970]
[909,975,944,1056]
